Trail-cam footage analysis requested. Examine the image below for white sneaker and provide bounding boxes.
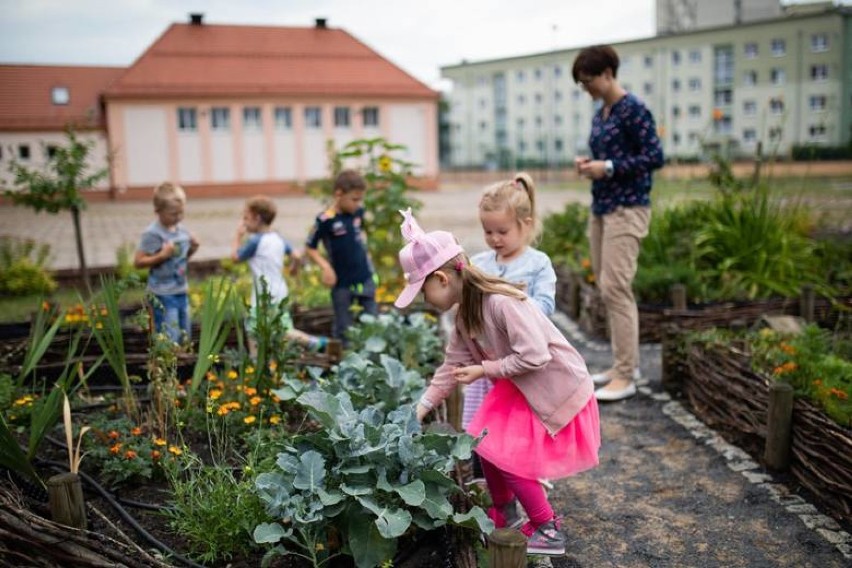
[592,368,640,387]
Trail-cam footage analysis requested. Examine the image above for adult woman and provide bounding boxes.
[572,45,664,401]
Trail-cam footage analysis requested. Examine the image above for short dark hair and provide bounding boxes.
[245,195,277,225]
[572,45,620,82]
[334,169,366,193]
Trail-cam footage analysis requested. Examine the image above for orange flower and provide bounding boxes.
[124,450,138,460]
[151,450,161,460]
[206,371,218,382]
[153,437,167,446]
[244,387,258,397]
[107,430,120,440]
[109,443,122,454]
[209,389,223,400]
[168,445,183,456]
[780,343,796,355]
[829,388,848,400]
[244,416,257,424]
[580,258,591,269]
[250,396,262,406]
[217,404,231,416]
[131,427,143,436]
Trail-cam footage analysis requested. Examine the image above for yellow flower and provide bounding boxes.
[227,370,238,380]
[168,445,183,456]
[269,415,281,425]
[250,396,262,406]
[209,389,223,400]
[244,416,257,424]
[378,155,392,173]
[206,371,218,382]
[154,437,167,446]
[245,366,255,375]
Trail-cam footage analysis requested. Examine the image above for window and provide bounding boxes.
[688,78,701,91]
[479,121,487,131]
[479,98,487,109]
[811,64,828,81]
[334,107,350,127]
[715,116,732,135]
[744,43,758,59]
[554,114,563,125]
[18,144,30,160]
[533,68,542,80]
[51,86,70,105]
[535,116,542,127]
[516,117,525,128]
[672,78,681,92]
[177,107,197,131]
[554,138,563,152]
[362,106,379,127]
[771,68,786,85]
[672,105,681,118]
[518,140,526,153]
[771,39,786,57]
[809,95,827,111]
[743,100,757,115]
[305,107,322,128]
[809,124,827,139]
[811,33,829,53]
[743,71,757,87]
[516,70,525,82]
[743,129,757,143]
[688,105,701,119]
[274,107,292,129]
[644,82,653,95]
[714,89,732,106]
[211,107,230,130]
[769,126,783,140]
[689,49,701,63]
[554,90,563,102]
[534,93,542,104]
[535,139,544,151]
[553,65,562,77]
[672,50,681,65]
[517,94,526,105]
[673,132,681,145]
[243,107,262,130]
[46,145,58,159]
[644,55,654,68]
[770,98,785,115]
[572,90,581,101]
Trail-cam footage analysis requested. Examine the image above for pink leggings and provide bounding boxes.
[481,455,553,526]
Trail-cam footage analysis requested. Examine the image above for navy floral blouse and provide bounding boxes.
[588,93,664,216]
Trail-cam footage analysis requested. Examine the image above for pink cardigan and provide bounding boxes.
[422,293,594,435]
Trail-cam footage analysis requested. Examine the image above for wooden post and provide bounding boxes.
[764,382,794,471]
[47,472,87,530]
[488,528,526,568]
[799,285,815,323]
[326,339,343,363]
[670,284,687,311]
[660,323,680,394]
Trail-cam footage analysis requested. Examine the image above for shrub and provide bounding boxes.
[0,237,56,296]
[538,202,589,269]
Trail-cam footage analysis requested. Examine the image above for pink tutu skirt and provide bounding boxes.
[466,378,600,480]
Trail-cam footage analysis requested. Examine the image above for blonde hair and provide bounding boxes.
[245,195,277,225]
[153,182,186,212]
[436,254,526,336]
[479,172,539,245]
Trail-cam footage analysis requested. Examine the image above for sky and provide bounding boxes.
[0,0,844,92]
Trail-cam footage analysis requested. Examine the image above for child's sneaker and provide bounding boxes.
[310,336,328,352]
[525,517,565,556]
[487,499,524,529]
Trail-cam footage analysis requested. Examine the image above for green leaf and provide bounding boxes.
[364,335,387,352]
[346,513,397,568]
[453,506,495,533]
[0,415,42,487]
[253,522,291,544]
[393,479,425,506]
[293,450,325,491]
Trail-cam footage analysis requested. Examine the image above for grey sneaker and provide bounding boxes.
[526,518,566,556]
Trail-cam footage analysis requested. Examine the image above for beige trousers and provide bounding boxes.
[588,206,651,382]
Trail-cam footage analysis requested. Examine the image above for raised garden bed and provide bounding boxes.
[665,338,852,521]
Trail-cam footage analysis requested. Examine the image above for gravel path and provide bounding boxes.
[546,313,851,568]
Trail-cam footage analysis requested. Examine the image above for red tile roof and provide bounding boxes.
[0,65,124,131]
[105,23,438,100]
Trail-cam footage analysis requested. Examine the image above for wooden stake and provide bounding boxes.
[326,339,343,362]
[799,285,815,323]
[47,472,87,530]
[488,528,527,568]
[764,382,794,471]
[671,284,687,311]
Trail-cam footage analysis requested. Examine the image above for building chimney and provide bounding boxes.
[315,18,327,29]
[189,13,204,25]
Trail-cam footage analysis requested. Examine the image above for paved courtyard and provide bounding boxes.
[0,184,590,271]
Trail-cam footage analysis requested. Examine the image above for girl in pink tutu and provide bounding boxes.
[394,209,600,556]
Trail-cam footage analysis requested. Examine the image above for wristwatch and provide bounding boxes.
[604,159,614,178]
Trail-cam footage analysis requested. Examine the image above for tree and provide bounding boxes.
[3,129,108,292]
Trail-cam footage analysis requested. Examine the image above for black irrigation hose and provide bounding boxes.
[37,459,205,568]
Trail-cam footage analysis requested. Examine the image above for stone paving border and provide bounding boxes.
[550,311,852,562]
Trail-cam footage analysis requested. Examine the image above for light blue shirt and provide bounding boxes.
[470,247,556,315]
[138,221,192,296]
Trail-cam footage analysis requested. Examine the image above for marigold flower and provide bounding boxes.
[269,415,281,425]
[131,427,143,436]
[168,445,183,456]
[151,450,161,460]
[250,396,262,406]
[245,366,255,375]
[109,443,122,454]
[829,388,848,400]
[209,389,223,400]
[378,155,392,173]
[217,405,230,416]
[581,258,591,269]
[206,371,218,382]
[780,343,796,355]
[244,387,258,397]
[268,361,278,371]
[244,416,257,424]
[124,450,138,460]
[227,369,238,380]
[154,437,167,446]
[108,430,120,440]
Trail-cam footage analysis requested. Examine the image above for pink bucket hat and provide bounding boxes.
[395,208,465,309]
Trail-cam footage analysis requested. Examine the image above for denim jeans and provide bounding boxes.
[150,293,190,344]
[331,279,377,341]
